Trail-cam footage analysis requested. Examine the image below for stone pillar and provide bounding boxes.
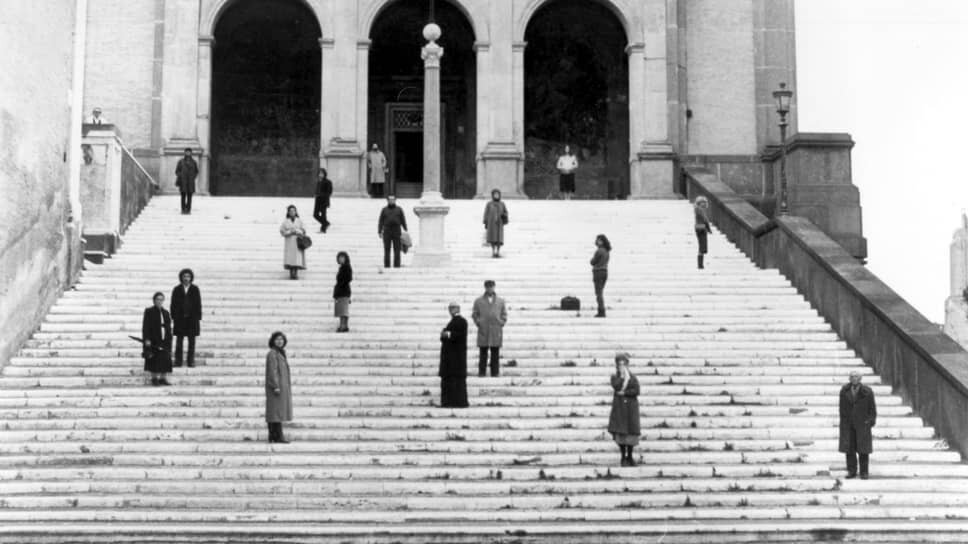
[945,214,968,348]
[159,0,202,194]
[80,127,125,256]
[412,23,450,266]
[195,35,214,195]
[320,37,367,197]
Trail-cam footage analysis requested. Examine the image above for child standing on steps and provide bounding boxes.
[608,352,640,466]
[694,196,711,269]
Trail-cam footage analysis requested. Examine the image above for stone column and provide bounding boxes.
[945,213,968,348]
[159,0,202,194]
[412,23,450,266]
[320,37,367,197]
[195,35,214,195]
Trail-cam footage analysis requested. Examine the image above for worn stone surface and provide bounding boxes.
[0,1,80,369]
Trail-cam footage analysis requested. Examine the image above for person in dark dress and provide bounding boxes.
[377,195,408,268]
[170,268,201,368]
[439,302,469,408]
[608,352,641,466]
[839,370,876,479]
[483,189,508,258]
[313,168,334,233]
[175,148,198,214]
[590,234,611,318]
[265,331,293,444]
[694,196,711,269]
[333,251,352,333]
[142,292,173,386]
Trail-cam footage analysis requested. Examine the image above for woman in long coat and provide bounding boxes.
[265,331,293,444]
[483,189,508,258]
[333,251,352,333]
[280,205,306,280]
[142,292,173,386]
[608,352,641,466]
[439,302,469,408]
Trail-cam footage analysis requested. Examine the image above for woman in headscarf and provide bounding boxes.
[333,251,353,332]
[483,189,509,258]
[280,205,306,279]
[265,331,293,444]
[608,352,641,466]
[694,196,712,269]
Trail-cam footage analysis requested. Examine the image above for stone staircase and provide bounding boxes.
[1,196,967,542]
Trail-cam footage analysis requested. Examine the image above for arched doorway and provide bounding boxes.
[368,0,476,199]
[210,0,321,196]
[523,0,629,199]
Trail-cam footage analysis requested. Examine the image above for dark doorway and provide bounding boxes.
[211,0,321,196]
[524,0,629,199]
[368,0,476,199]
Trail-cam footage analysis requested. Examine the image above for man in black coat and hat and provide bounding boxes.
[839,370,877,479]
[439,302,469,408]
[170,268,202,367]
[175,148,199,214]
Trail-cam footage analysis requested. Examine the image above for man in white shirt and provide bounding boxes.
[84,107,106,125]
[556,145,578,200]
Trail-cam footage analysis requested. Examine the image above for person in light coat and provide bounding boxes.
[471,280,507,377]
[607,352,641,466]
[483,189,509,258]
[265,331,293,444]
[839,370,876,479]
[280,204,306,280]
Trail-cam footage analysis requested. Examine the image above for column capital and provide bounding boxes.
[625,42,645,55]
[357,39,372,50]
[319,37,335,49]
[198,35,215,46]
[421,42,444,66]
[512,41,527,52]
[473,41,490,52]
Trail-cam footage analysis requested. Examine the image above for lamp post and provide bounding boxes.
[772,82,793,215]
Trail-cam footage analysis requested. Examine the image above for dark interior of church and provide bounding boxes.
[368,0,476,199]
[211,0,321,196]
[524,0,629,199]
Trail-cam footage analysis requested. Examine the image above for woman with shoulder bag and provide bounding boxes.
[483,189,509,258]
[333,251,353,333]
[280,204,307,280]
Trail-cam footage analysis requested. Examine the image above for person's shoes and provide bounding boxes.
[158,378,172,386]
[173,361,183,367]
[320,226,326,232]
[626,458,637,467]
[150,378,160,386]
[859,474,869,480]
[620,458,630,467]
[478,373,486,378]
[845,472,857,479]
[187,362,196,368]
[275,435,290,444]
[595,313,606,318]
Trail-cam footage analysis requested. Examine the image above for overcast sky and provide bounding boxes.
[795,0,968,324]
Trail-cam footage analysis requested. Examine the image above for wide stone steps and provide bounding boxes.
[2,196,963,541]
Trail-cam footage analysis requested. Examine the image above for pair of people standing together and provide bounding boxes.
[141,269,202,385]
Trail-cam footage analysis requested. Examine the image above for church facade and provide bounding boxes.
[82,0,797,199]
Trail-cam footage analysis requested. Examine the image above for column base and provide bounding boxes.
[323,138,368,197]
[412,197,451,267]
[476,142,527,199]
[630,144,678,199]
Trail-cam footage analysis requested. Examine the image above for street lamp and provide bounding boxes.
[773,82,793,215]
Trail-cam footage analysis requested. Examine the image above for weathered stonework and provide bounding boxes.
[0,0,82,367]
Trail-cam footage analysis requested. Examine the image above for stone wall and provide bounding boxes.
[0,1,80,366]
[686,166,968,459]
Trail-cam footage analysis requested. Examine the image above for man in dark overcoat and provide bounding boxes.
[439,302,469,408]
[175,148,199,214]
[313,167,334,233]
[839,370,877,479]
[472,280,507,377]
[377,195,408,268]
[170,268,202,368]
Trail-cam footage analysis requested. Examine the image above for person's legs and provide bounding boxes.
[619,445,628,465]
[186,335,196,367]
[313,198,325,230]
[593,271,607,316]
[174,335,184,367]
[179,192,187,212]
[697,230,707,269]
[186,191,192,213]
[392,236,402,268]
[626,445,636,466]
[478,347,487,377]
[383,236,391,268]
[320,205,328,231]
[846,426,859,477]
[267,422,274,443]
[859,453,870,478]
[489,347,500,377]
[845,453,858,477]
[274,422,289,444]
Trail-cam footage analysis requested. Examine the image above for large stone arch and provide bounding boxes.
[515,0,638,42]
[359,0,488,43]
[201,0,331,39]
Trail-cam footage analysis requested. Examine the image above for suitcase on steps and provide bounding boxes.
[560,296,580,311]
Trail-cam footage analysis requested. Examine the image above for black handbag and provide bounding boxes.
[297,234,313,251]
[560,296,580,311]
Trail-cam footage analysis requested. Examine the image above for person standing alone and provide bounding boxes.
[313,168,333,233]
[590,234,611,317]
[368,143,388,197]
[483,189,508,258]
[472,280,507,377]
[694,196,711,269]
[377,195,408,268]
[839,370,876,479]
[175,148,198,214]
[170,268,202,368]
[556,145,578,200]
